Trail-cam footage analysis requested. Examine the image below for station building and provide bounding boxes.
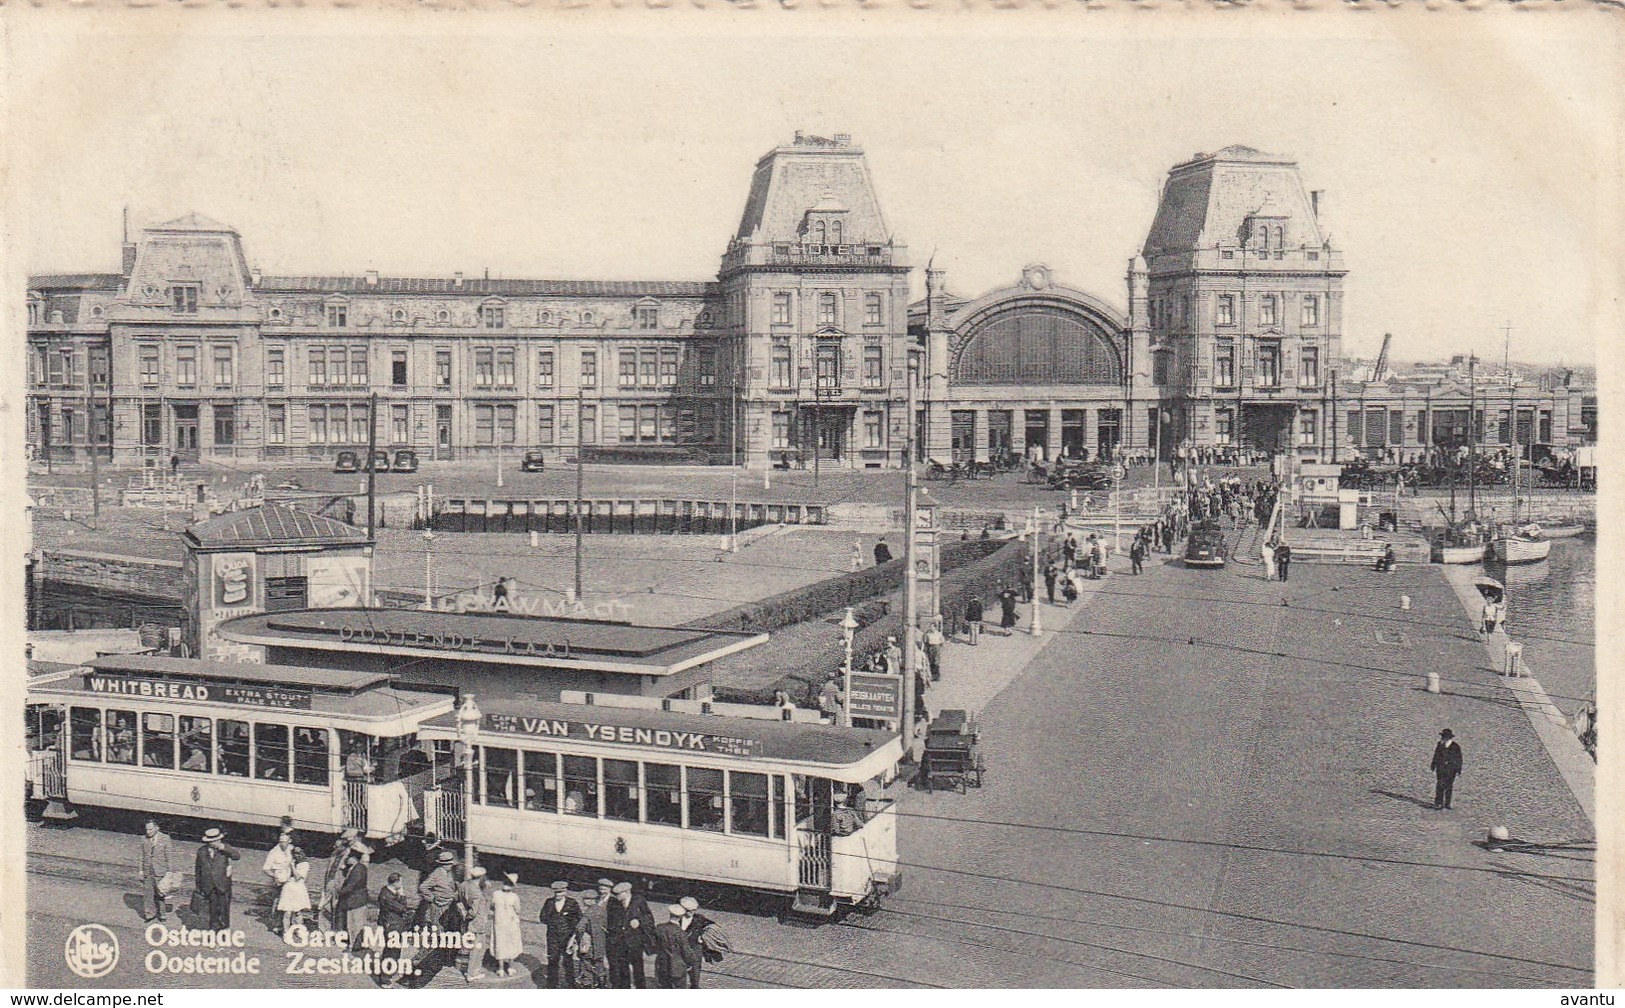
[26,136,1593,469]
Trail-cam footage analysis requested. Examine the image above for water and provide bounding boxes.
[1480,537,1595,715]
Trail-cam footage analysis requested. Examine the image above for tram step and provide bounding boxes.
[790,889,838,917]
[41,799,78,821]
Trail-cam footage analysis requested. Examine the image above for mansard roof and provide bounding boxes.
[734,133,890,244]
[1143,145,1329,256]
[151,213,237,232]
[29,273,125,291]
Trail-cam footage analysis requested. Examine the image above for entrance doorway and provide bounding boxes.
[1241,404,1295,456]
[1096,408,1121,462]
[802,410,847,462]
[172,405,199,458]
[950,410,975,463]
[988,410,1013,461]
[435,405,452,460]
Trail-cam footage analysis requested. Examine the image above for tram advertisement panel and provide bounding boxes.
[85,674,314,710]
[482,712,763,757]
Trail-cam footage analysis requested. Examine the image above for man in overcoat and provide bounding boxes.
[652,905,701,988]
[139,819,173,922]
[605,881,655,988]
[538,880,583,988]
[193,827,241,929]
[1430,729,1464,810]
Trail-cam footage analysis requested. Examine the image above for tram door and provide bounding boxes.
[794,776,833,891]
[26,704,68,801]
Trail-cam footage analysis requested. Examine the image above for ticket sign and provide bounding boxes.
[847,673,902,720]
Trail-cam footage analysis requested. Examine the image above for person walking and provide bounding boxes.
[334,844,372,948]
[539,880,582,988]
[139,819,174,923]
[1063,534,1078,570]
[1429,729,1463,809]
[277,848,313,938]
[873,537,893,565]
[923,619,945,681]
[193,827,241,929]
[998,586,1019,633]
[654,905,701,988]
[1043,562,1058,604]
[1019,562,1034,604]
[490,873,523,979]
[458,865,492,981]
[318,828,360,929]
[1130,538,1145,575]
[1274,542,1292,583]
[1089,538,1104,579]
[403,849,462,987]
[964,596,984,645]
[678,896,725,988]
[883,636,904,675]
[606,881,655,989]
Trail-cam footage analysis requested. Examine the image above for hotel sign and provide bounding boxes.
[481,713,762,758]
[86,675,313,710]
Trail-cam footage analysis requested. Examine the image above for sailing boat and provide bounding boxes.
[1488,333,1550,565]
[1433,356,1486,564]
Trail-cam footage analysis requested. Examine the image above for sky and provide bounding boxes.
[7,10,1621,365]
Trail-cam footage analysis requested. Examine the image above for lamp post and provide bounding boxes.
[456,693,482,872]
[1028,507,1043,637]
[840,606,858,728]
[421,529,435,610]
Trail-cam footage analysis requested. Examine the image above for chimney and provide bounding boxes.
[453,272,464,289]
[794,130,805,143]
[365,270,379,287]
[250,268,262,287]
[834,133,851,144]
[925,267,946,330]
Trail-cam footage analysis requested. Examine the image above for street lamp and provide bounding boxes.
[1028,508,1043,637]
[421,529,435,611]
[840,606,858,728]
[455,693,482,872]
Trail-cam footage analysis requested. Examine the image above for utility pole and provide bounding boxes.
[1029,505,1043,637]
[88,392,100,528]
[574,383,585,600]
[901,350,920,757]
[422,529,435,610]
[366,391,378,539]
[729,334,740,552]
[1330,370,1339,464]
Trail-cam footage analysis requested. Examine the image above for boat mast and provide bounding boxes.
[1502,322,1522,523]
[1467,353,1476,517]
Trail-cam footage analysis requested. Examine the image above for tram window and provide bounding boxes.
[70,707,102,762]
[106,710,138,766]
[685,766,725,833]
[293,727,330,787]
[644,762,683,827]
[29,707,63,752]
[603,759,640,822]
[141,713,177,769]
[562,755,599,817]
[483,747,518,808]
[179,717,212,773]
[254,723,290,782]
[521,751,558,813]
[728,771,770,837]
[218,720,251,777]
[771,774,787,839]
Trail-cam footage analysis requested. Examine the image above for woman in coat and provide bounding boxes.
[490,872,523,978]
[333,847,372,946]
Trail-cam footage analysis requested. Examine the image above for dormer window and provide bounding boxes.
[268,307,284,322]
[325,302,347,327]
[830,219,843,246]
[698,310,714,328]
[481,303,505,329]
[635,304,659,330]
[811,220,827,245]
[171,284,200,314]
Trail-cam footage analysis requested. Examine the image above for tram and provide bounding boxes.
[25,655,456,840]
[415,700,904,913]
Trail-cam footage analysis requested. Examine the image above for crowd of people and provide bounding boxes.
[135,821,731,988]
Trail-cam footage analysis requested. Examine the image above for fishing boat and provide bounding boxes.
[1538,522,1587,538]
[1434,537,1486,564]
[1486,329,1551,567]
[1490,533,1551,564]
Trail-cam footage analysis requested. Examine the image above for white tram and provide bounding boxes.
[417,701,903,913]
[25,655,455,840]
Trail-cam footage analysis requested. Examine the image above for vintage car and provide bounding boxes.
[1183,523,1227,567]
[520,450,547,473]
[392,449,419,473]
[332,450,361,473]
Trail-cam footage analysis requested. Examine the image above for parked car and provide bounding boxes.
[367,450,392,472]
[520,450,547,472]
[392,449,419,473]
[333,450,360,473]
[1184,523,1227,568]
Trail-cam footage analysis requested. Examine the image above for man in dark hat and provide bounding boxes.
[538,880,582,988]
[605,881,655,988]
[193,827,241,929]
[1430,729,1463,810]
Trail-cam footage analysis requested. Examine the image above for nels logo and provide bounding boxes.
[64,924,119,979]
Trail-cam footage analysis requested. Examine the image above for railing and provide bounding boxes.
[424,784,465,844]
[343,780,368,834]
[797,828,832,889]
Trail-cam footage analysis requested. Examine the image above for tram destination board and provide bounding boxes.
[482,712,762,757]
[85,674,314,710]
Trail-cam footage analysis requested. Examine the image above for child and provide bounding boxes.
[278,848,312,938]
[566,915,602,988]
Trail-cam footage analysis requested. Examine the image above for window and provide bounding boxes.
[1540,410,1553,444]
[811,220,826,245]
[1366,409,1388,447]
[771,342,792,388]
[142,404,162,446]
[46,348,67,386]
[482,305,505,329]
[1390,411,1404,445]
[255,723,290,781]
[522,751,558,812]
[537,405,555,445]
[1215,344,1235,388]
[1215,408,1234,445]
[326,303,347,327]
[474,349,494,387]
[639,351,658,388]
[698,348,716,387]
[771,411,790,449]
[218,720,250,777]
[1152,350,1170,387]
[863,344,883,388]
[864,293,883,326]
[349,347,368,387]
[308,406,327,444]
[1299,410,1318,444]
[139,346,160,387]
[644,762,683,827]
[635,305,658,330]
[496,404,516,444]
[265,575,308,611]
[435,350,452,387]
[831,219,843,245]
[482,747,517,807]
[580,350,597,388]
[1300,346,1320,387]
[563,755,599,816]
[293,726,329,786]
[604,759,640,822]
[816,344,840,391]
[179,716,212,773]
[175,346,197,386]
[171,284,199,314]
[391,405,409,444]
[213,405,236,446]
[89,347,110,386]
[1260,295,1279,327]
[267,348,285,388]
[1347,411,1363,444]
[1257,345,1281,387]
[618,351,637,388]
[267,405,286,445]
[392,351,408,387]
[351,404,370,444]
[475,405,494,445]
[536,350,555,389]
[580,405,597,444]
[581,310,594,325]
[495,349,515,387]
[864,410,883,448]
[308,348,326,387]
[1218,295,1235,327]
[1302,294,1320,326]
[771,292,792,325]
[618,405,639,443]
[818,292,838,326]
[728,770,770,837]
[106,710,137,765]
[211,346,233,387]
[1417,410,1429,445]
[70,707,102,761]
[685,766,725,832]
[659,349,678,387]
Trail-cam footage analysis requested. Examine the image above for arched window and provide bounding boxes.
[811,220,826,245]
[830,219,843,246]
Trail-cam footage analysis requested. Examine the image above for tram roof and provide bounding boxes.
[85,654,394,692]
[417,700,900,772]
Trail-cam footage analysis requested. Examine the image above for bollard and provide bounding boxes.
[565,587,576,604]
[1400,594,1411,611]
[1426,671,1440,693]
[529,530,539,548]
[1504,641,1524,677]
